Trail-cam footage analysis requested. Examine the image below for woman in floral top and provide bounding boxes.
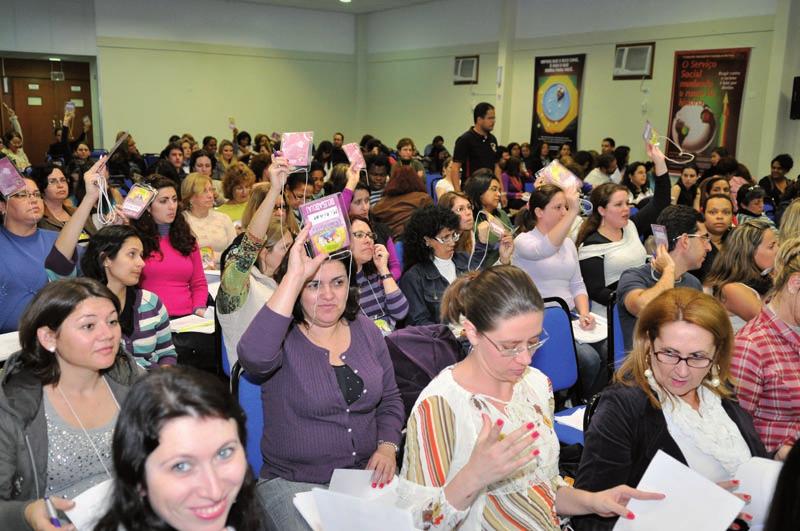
[217,159,294,367]
[398,265,663,530]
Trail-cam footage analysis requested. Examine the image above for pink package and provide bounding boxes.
[536,160,579,190]
[281,131,314,167]
[343,143,366,173]
[0,158,26,198]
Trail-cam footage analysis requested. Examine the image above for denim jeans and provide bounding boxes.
[257,476,327,531]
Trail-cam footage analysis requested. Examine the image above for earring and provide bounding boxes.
[710,364,721,388]
[48,346,56,353]
[643,355,653,378]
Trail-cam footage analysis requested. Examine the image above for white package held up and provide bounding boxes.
[613,450,745,531]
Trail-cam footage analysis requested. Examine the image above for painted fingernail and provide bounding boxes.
[532,449,540,456]
[496,419,504,427]
[743,494,751,501]
[526,422,535,430]
[531,431,540,438]
[732,480,740,485]
[743,513,753,521]
[379,483,384,489]
[627,512,635,520]
[371,483,377,488]
[731,524,740,530]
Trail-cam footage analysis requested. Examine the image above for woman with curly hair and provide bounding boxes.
[216,161,256,224]
[130,175,207,318]
[704,219,779,332]
[400,206,470,325]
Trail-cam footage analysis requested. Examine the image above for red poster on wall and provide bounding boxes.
[666,48,750,172]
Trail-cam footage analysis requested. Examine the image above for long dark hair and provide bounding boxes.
[94,368,261,531]
[464,169,499,216]
[80,225,142,284]
[17,278,121,385]
[516,184,563,233]
[402,206,461,271]
[576,182,628,246]
[131,175,196,257]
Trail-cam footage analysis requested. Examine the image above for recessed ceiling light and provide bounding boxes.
[339,0,351,3]
[48,57,61,62]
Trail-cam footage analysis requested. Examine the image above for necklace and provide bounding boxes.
[55,377,120,479]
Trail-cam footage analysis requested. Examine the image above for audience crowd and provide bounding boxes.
[0,99,798,530]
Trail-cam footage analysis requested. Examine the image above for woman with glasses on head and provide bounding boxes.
[349,215,408,335]
[400,206,471,326]
[573,288,767,531]
[237,224,404,531]
[732,237,800,460]
[0,170,68,333]
[398,266,662,530]
[704,219,779,332]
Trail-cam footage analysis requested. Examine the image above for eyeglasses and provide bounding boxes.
[352,231,376,241]
[672,233,711,243]
[652,348,713,368]
[432,232,461,244]
[482,329,550,358]
[47,178,68,186]
[10,191,42,200]
[453,205,470,214]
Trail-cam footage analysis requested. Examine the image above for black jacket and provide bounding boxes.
[399,253,470,326]
[572,383,767,531]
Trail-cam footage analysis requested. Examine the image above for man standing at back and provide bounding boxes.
[450,102,499,191]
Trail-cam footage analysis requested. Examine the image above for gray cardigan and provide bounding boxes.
[0,350,141,530]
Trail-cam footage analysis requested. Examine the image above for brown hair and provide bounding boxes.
[222,162,256,201]
[240,182,298,235]
[615,287,734,408]
[438,191,473,253]
[518,184,563,233]
[704,219,776,298]
[385,164,425,196]
[396,137,416,152]
[576,182,628,245]
[440,265,543,331]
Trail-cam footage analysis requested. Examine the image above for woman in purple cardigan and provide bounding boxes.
[237,224,405,531]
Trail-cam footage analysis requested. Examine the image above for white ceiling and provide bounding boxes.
[229,0,436,14]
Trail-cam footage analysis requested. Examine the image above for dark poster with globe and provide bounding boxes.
[530,54,585,156]
[666,48,750,172]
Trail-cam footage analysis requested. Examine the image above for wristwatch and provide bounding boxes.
[379,273,393,280]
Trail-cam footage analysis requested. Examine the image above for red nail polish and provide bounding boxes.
[743,494,751,501]
[732,480,740,484]
[496,419,504,427]
[371,483,377,488]
[627,512,635,520]
[533,449,540,456]
[526,422,535,430]
[531,431,540,438]
[731,524,740,531]
[379,483,384,489]
[743,513,752,521]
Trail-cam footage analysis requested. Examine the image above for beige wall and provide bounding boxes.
[363,15,777,175]
[96,37,356,154]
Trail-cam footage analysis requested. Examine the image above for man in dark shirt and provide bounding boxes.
[617,205,710,352]
[450,102,499,191]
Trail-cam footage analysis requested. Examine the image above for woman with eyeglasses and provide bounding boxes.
[573,288,766,531]
[31,163,97,236]
[218,160,295,367]
[704,219,779,332]
[438,191,475,254]
[400,206,471,326]
[398,265,662,530]
[349,215,408,334]
[0,169,72,333]
[237,224,404,531]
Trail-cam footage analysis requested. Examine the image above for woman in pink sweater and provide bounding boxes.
[131,176,207,317]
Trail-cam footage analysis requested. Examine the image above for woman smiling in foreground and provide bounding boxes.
[398,266,662,530]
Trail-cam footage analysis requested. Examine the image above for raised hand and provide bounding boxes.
[82,156,109,204]
[372,243,389,274]
[498,232,514,265]
[286,224,329,283]
[269,156,291,189]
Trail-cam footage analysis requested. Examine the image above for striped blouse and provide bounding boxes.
[397,366,567,530]
[355,270,408,332]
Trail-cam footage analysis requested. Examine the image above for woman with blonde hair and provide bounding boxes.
[216,161,256,224]
[733,237,800,458]
[704,219,779,331]
[574,288,767,530]
[181,172,236,269]
[778,198,800,242]
[217,139,237,173]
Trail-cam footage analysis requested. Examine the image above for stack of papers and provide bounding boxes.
[572,313,608,344]
[294,469,418,531]
[170,307,215,334]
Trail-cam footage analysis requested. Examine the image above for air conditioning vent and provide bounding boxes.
[613,43,654,80]
[50,71,65,81]
[454,55,479,85]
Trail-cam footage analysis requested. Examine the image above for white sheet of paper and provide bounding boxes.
[733,456,783,531]
[572,313,608,344]
[0,331,21,362]
[329,468,399,505]
[554,405,586,431]
[65,478,113,530]
[293,491,323,531]
[312,488,414,531]
[170,307,215,334]
[208,281,221,300]
[613,450,745,531]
